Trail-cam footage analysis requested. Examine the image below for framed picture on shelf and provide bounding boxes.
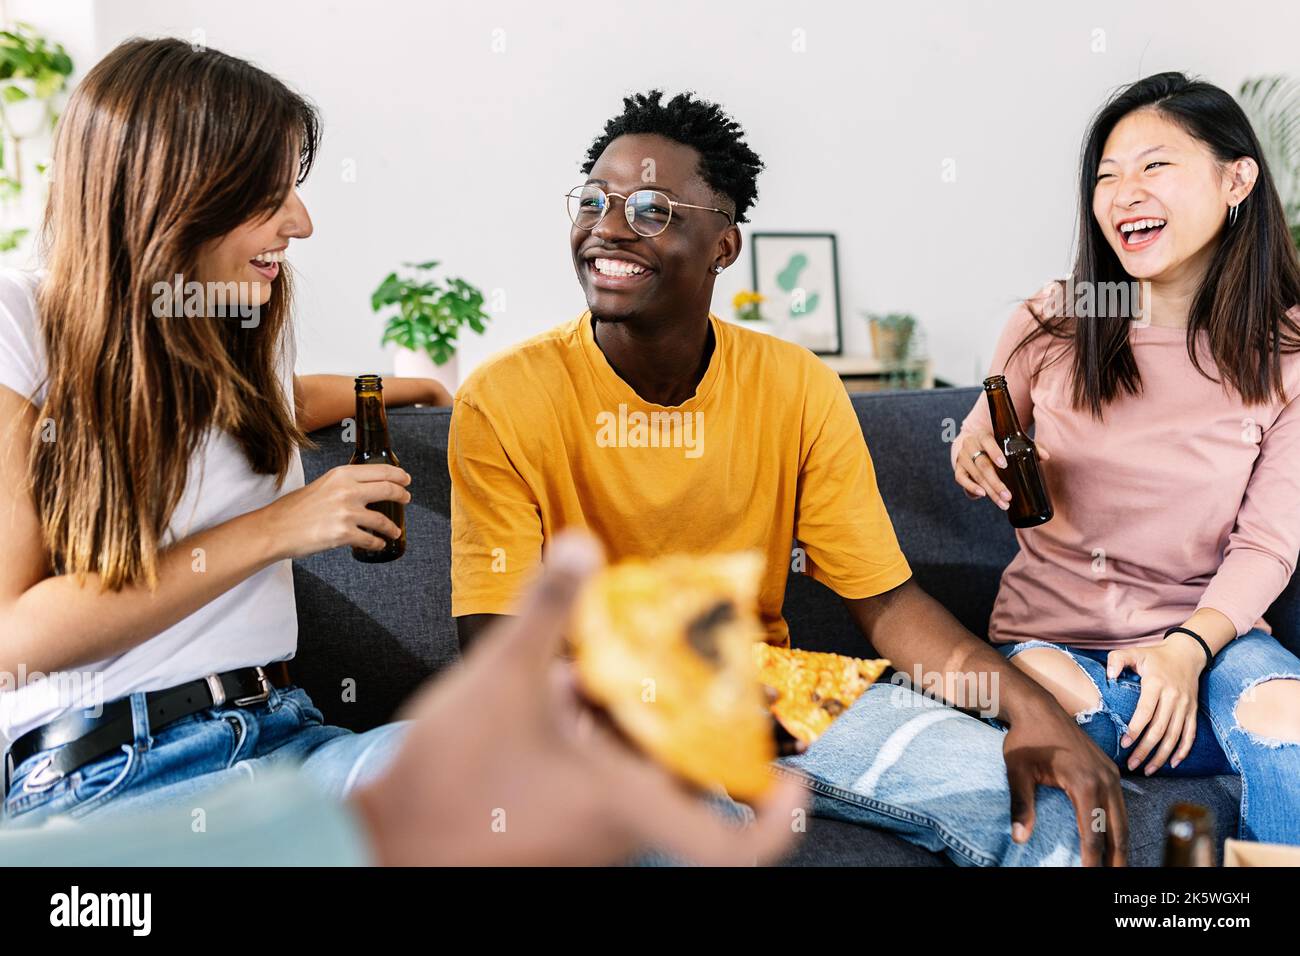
[749,232,842,355]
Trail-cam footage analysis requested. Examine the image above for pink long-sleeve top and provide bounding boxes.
[957,299,1300,649]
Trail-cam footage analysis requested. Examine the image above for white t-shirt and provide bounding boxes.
[0,269,303,746]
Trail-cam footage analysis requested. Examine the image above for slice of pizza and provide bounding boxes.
[572,551,776,800]
[753,644,889,744]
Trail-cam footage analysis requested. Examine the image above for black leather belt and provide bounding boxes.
[3,662,292,798]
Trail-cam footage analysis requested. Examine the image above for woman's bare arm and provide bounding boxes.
[293,374,452,433]
[0,387,286,676]
[0,385,411,677]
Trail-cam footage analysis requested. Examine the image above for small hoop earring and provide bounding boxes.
[713,265,724,274]
[1229,203,1240,227]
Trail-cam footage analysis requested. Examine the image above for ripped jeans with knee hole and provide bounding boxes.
[997,629,1300,845]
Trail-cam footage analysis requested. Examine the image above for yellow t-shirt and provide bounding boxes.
[449,312,911,645]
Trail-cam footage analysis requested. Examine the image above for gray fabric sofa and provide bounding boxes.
[294,386,1297,865]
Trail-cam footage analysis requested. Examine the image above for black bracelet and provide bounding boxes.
[1164,626,1213,670]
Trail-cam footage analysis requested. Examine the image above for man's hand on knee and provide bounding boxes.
[1003,703,1129,866]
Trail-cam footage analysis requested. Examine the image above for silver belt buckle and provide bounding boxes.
[233,666,273,707]
[204,673,227,707]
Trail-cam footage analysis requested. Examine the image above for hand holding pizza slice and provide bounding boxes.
[572,551,888,800]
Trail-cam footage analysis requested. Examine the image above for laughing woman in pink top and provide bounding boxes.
[954,72,1300,846]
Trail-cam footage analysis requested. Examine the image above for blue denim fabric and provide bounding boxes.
[996,629,1300,844]
[0,770,373,865]
[2,685,409,829]
[774,683,1085,866]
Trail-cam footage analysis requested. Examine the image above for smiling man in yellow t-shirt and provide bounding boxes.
[448,90,1128,866]
[450,282,910,646]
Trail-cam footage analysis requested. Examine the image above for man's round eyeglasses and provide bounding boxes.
[565,184,733,238]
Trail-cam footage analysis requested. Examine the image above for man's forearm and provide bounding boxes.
[846,580,1057,725]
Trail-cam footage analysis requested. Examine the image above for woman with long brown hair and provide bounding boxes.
[954,72,1300,844]
[0,38,449,825]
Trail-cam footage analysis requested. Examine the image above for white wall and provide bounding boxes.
[23,0,1300,384]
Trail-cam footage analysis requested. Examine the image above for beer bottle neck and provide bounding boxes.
[984,383,1027,439]
[355,389,392,453]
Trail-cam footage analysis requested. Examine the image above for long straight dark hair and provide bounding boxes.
[1013,71,1300,416]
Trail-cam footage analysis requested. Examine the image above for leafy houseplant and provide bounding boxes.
[1238,75,1300,251]
[866,312,916,363]
[0,22,74,254]
[372,261,490,385]
[866,312,926,389]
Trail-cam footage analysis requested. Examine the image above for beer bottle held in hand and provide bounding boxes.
[351,374,406,563]
[983,375,1053,528]
[1163,802,1215,866]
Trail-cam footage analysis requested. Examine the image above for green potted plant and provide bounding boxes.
[866,312,916,364]
[1238,75,1300,250]
[865,312,928,389]
[0,22,74,255]
[0,23,72,135]
[371,260,490,391]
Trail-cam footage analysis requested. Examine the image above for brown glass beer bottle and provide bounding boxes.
[350,374,406,563]
[1162,802,1215,866]
[982,375,1053,528]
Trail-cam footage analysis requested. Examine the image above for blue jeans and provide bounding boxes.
[996,629,1300,844]
[2,685,409,829]
[774,682,1085,865]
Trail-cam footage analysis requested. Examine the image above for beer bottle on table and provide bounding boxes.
[350,374,406,563]
[1163,802,1215,866]
[982,374,1053,528]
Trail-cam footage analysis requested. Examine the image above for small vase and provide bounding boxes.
[394,348,459,397]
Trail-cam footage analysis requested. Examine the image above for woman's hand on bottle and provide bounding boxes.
[953,430,1050,510]
[263,464,412,560]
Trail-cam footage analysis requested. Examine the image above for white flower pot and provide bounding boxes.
[394,347,459,396]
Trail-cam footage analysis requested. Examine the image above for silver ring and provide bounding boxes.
[971,450,987,463]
